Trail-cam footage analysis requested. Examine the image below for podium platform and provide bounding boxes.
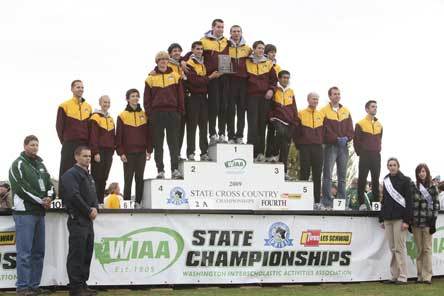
[142,144,313,210]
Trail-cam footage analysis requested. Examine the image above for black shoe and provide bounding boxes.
[69,289,94,296]
[31,288,51,295]
[83,285,98,295]
[16,289,36,296]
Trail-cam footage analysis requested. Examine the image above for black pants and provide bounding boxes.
[178,107,186,158]
[246,95,270,157]
[358,151,381,204]
[299,144,324,203]
[59,140,86,198]
[208,76,228,137]
[227,78,247,140]
[152,111,180,172]
[186,94,208,156]
[67,218,94,293]
[265,123,277,158]
[91,148,113,204]
[270,121,291,172]
[123,152,146,203]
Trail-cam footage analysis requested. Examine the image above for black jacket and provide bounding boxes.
[61,165,98,224]
[379,172,413,224]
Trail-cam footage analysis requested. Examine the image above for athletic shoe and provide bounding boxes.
[16,289,36,296]
[171,169,183,179]
[359,204,368,211]
[284,173,291,181]
[228,139,235,144]
[209,135,218,145]
[156,171,165,179]
[394,281,408,285]
[218,135,228,143]
[200,154,210,161]
[187,154,195,161]
[255,154,266,162]
[235,138,244,144]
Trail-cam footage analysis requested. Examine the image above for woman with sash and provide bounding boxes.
[379,157,413,284]
[411,163,440,284]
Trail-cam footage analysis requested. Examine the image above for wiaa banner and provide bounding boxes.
[1,213,444,288]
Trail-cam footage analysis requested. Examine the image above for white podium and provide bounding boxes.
[142,144,313,210]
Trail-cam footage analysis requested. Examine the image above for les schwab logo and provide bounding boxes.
[0,232,16,246]
[300,230,352,247]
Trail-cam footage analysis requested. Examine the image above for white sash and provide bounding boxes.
[384,177,406,208]
[419,183,433,209]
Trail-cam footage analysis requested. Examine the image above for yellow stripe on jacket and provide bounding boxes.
[297,108,325,144]
[186,59,207,76]
[168,62,183,77]
[356,115,382,135]
[274,88,295,106]
[200,37,229,52]
[90,113,115,131]
[246,59,274,75]
[229,45,251,59]
[145,71,181,88]
[273,64,282,77]
[119,110,147,127]
[59,97,92,121]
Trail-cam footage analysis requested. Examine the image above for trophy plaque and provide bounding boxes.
[218,54,235,73]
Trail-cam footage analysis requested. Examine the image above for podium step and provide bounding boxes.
[143,143,314,210]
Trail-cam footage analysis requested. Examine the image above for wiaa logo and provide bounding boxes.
[264,222,293,248]
[94,227,184,276]
[224,158,247,173]
[167,187,188,205]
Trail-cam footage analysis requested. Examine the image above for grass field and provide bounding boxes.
[2,279,444,296]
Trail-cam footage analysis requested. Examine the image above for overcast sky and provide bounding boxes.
[1,0,443,185]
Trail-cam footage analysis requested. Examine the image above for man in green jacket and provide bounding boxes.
[9,135,54,296]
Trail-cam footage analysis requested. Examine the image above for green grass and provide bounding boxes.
[3,279,444,296]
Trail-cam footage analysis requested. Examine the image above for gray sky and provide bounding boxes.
[1,0,443,184]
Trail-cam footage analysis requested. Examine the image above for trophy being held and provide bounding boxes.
[218,54,235,73]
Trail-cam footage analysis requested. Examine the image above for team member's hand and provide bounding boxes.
[180,61,190,73]
[209,71,222,79]
[89,208,98,220]
[94,154,101,163]
[42,197,52,209]
[265,90,273,100]
[120,154,128,163]
[380,223,385,229]
[146,152,151,160]
[401,222,409,231]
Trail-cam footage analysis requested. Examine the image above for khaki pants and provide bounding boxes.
[412,226,433,281]
[384,220,408,282]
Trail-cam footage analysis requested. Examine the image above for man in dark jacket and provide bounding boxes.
[61,146,98,296]
[9,135,54,296]
[379,157,412,284]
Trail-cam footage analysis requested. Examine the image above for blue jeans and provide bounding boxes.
[322,144,349,205]
[13,214,45,290]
